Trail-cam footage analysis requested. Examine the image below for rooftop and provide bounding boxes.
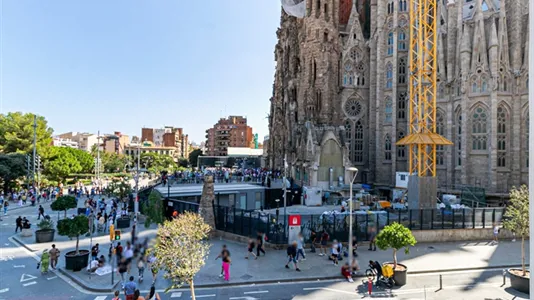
[154,183,265,197]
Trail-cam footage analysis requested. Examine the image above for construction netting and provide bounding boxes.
[281,0,306,18]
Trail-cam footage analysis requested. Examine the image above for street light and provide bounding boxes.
[346,167,358,273]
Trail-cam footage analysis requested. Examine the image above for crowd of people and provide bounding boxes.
[162,167,285,187]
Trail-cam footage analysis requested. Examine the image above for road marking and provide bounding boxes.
[171,292,182,297]
[0,288,8,293]
[94,296,107,300]
[47,276,58,280]
[244,290,269,294]
[229,297,258,300]
[14,265,25,268]
[22,281,37,287]
[302,287,357,296]
[20,274,37,282]
[194,295,216,298]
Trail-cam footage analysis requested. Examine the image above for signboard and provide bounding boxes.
[289,215,301,226]
[288,215,301,244]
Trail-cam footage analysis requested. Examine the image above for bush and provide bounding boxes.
[375,222,417,269]
[57,215,89,254]
[37,218,54,231]
[51,195,77,218]
[503,185,529,277]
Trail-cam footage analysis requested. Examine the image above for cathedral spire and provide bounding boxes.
[346,0,365,44]
[470,0,489,72]
[488,17,499,78]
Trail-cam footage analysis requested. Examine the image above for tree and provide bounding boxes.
[0,112,53,154]
[148,212,210,299]
[57,215,89,255]
[141,152,176,174]
[69,148,94,174]
[105,178,132,204]
[188,149,203,167]
[142,190,165,228]
[503,185,529,277]
[50,195,78,219]
[0,153,26,194]
[43,147,82,183]
[375,222,417,270]
[177,158,188,168]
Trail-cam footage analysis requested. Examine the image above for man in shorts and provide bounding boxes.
[285,241,301,271]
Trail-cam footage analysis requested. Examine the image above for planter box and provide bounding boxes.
[116,217,131,229]
[384,262,408,286]
[64,250,89,271]
[35,229,55,243]
[508,269,529,294]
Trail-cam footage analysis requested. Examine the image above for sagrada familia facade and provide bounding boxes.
[267,0,529,194]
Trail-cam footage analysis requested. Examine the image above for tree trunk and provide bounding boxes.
[75,235,80,255]
[393,249,397,270]
[190,280,196,300]
[521,237,526,276]
[64,209,67,219]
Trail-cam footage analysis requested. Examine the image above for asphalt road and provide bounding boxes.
[0,194,529,300]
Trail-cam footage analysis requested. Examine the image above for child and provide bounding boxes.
[245,239,257,260]
[222,254,231,281]
[216,245,231,278]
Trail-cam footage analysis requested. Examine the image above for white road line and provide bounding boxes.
[0,288,8,293]
[22,281,37,287]
[194,295,216,298]
[13,265,25,268]
[94,296,107,300]
[171,292,182,298]
[302,287,357,296]
[244,290,269,294]
[408,268,506,277]
[47,276,58,280]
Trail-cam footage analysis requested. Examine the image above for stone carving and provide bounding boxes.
[199,175,215,231]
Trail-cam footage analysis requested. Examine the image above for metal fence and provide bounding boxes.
[211,206,505,245]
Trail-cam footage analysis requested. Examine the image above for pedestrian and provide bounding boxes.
[352,236,358,257]
[216,244,231,278]
[49,244,60,269]
[40,249,50,274]
[91,243,100,261]
[222,253,231,281]
[296,232,306,261]
[133,289,145,300]
[493,223,499,244]
[245,238,257,260]
[145,285,160,300]
[15,216,22,233]
[137,256,145,282]
[112,290,121,300]
[2,197,8,216]
[368,227,377,251]
[148,255,158,285]
[256,231,266,257]
[37,205,45,220]
[123,276,137,300]
[310,230,317,253]
[285,241,301,271]
[319,229,329,256]
[330,240,339,265]
[118,258,128,283]
[116,242,123,261]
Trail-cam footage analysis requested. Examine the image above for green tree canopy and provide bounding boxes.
[141,152,176,174]
[57,215,89,254]
[376,222,417,270]
[0,112,53,154]
[0,153,26,194]
[142,190,165,228]
[105,178,132,202]
[148,212,211,297]
[43,147,83,183]
[50,195,78,218]
[503,185,529,276]
[188,149,203,167]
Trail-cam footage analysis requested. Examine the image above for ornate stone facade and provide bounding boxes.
[268,0,529,194]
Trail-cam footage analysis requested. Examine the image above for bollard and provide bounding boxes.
[368,278,373,295]
[439,274,442,290]
[502,269,506,286]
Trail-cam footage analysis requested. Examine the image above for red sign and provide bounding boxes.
[289,215,301,226]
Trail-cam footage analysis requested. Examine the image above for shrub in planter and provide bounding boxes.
[51,195,77,219]
[503,185,530,294]
[35,218,55,243]
[57,215,90,271]
[376,222,417,286]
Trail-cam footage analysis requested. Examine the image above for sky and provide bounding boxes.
[1,0,281,144]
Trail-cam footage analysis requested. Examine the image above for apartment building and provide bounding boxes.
[56,132,99,152]
[141,126,189,158]
[205,116,253,156]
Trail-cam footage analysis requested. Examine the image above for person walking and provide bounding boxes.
[256,231,266,257]
[296,232,306,261]
[319,229,329,256]
[222,253,231,281]
[245,238,257,260]
[2,197,8,216]
[37,205,45,220]
[111,290,121,300]
[49,244,60,269]
[216,244,231,278]
[91,243,100,261]
[148,254,158,285]
[15,216,23,233]
[310,230,317,253]
[137,256,145,282]
[368,227,377,251]
[285,241,301,271]
[146,286,160,300]
[133,289,145,300]
[40,249,50,274]
[123,276,137,300]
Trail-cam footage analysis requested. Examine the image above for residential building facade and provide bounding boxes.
[205,116,254,156]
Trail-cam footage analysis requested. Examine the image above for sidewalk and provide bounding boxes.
[12,220,530,293]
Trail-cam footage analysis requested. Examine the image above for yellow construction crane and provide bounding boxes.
[397,0,453,177]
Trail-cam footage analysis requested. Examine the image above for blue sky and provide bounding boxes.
[1,0,280,144]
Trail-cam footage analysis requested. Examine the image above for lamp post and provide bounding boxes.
[346,167,358,273]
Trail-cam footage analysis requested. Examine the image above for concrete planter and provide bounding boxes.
[384,262,408,286]
[35,229,55,243]
[508,269,529,294]
[64,250,89,271]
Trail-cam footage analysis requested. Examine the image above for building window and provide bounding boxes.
[497,105,508,167]
[387,1,394,14]
[385,97,393,124]
[399,0,407,11]
[456,109,462,166]
[343,61,353,87]
[387,32,394,55]
[386,63,393,88]
[397,92,406,120]
[397,131,406,159]
[481,78,488,92]
[354,120,364,163]
[436,111,445,165]
[398,31,407,51]
[385,134,392,161]
[345,120,352,141]
[398,58,406,84]
[356,62,365,86]
[471,106,488,151]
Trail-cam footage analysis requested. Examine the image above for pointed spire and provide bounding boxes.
[345,0,365,46]
[470,0,489,71]
[488,18,499,77]
[522,19,529,70]
[489,17,498,48]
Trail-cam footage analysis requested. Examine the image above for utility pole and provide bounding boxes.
[283,154,287,235]
[26,154,31,185]
[36,155,41,188]
[32,114,37,189]
[528,0,534,295]
[133,141,140,231]
[97,131,101,181]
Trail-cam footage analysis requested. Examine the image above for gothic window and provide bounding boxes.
[345,120,352,141]
[398,31,407,51]
[397,131,406,159]
[471,106,488,151]
[387,32,394,55]
[497,105,508,167]
[387,2,393,14]
[398,58,407,84]
[456,109,462,166]
[344,98,362,117]
[399,17,408,27]
[399,0,407,11]
[356,62,365,86]
[481,77,488,92]
[386,63,393,89]
[354,120,364,163]
[385,97,393,124]
[343,61,354,87]
[385,134,392,160]
[502,76,508,92]
[397,92,406,120]
[436,111,445,165]
[471,81,478,93]
[350,48,360,61]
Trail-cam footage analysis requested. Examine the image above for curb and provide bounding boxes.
[11,235,37,252]
[58,268,121,293]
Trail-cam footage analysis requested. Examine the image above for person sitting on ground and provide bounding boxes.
[330,240,339,265]
[87,258,100,273]
[341,262,354,282]
[98,255,106,267]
